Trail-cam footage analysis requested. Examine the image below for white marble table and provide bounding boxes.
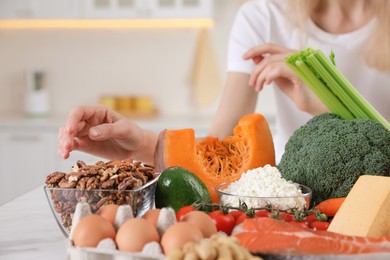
[0,186,67,259]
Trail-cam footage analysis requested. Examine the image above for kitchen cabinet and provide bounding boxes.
[0,0,213,19]
[0,125,101,206]
[0,0,79,18]
[83,0,213,19]
[0,127,57,205]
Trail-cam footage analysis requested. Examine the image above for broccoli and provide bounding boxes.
[277,113,390,205]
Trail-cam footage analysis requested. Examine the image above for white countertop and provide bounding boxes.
[2,188,390,260]
[0,186,67,260]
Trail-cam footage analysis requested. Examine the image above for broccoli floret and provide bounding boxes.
[277,113,390,205]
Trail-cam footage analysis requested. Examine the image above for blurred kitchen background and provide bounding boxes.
[0,0,276,205]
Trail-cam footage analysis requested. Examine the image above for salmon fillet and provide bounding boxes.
[234,218,390,255]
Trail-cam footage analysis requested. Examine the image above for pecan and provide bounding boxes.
[45,172,66,186]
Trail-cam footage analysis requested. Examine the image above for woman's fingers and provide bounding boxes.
[245,44,297,89]
[58,125,73,159]
[243,43,295,60]
[58,105,108,158]
[249,54,290,90]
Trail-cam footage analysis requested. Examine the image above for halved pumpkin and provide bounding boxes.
[154,113,275,202]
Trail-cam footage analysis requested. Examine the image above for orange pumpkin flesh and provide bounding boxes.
[154,113,275,202]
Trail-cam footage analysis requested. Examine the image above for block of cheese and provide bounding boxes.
[328,175,390,237]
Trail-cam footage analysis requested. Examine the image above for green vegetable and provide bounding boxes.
[277,113,390,205]
[155,166,212,212]
[286,48,390,131]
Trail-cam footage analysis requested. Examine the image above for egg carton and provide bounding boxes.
[66,202,176,260]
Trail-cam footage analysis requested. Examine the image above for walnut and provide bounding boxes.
[118,176,143,191]
[143,170,155,181]
[100,168,115,182]
[76,160,88,168]
[132,171,148,185]
[76,177,87,190]
[96,196,115,208]
[45,159,158,234]
[58,178,77,189]
[137,166,155,173]
[54,201,63,213]
[86,177,100,190]
[101,179,116,189]
[62,201,74,213]
[45,172,66,187]
[62,189,77,202]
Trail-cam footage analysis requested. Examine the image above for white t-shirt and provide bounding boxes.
[227,0,390,163]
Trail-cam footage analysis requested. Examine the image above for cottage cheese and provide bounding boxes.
[220,165,307,210]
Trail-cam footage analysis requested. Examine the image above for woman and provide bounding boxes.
[58,0,390,164]
[209,0,390,162]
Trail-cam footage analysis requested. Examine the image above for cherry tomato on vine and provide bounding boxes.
[229,210,245,221]
[208,210,223,218]
[290,220,309,228]
[176,205,196,221]
[255,210,270,218]
[235,213,253,225]
[310,221,330,231]
[279,212,294,222]
[305,214,317,225]
[208,211,235,235]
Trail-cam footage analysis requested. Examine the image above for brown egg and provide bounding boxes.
[116,218,160,252]
[142,209,161,227]
[180,211,217,238]
[96,204,120,226]
[72,214,116,247]
[161,222,203,255]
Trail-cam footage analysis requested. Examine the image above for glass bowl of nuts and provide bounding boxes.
[44,160,159,238]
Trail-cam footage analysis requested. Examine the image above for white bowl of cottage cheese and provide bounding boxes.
[215,165,312,211]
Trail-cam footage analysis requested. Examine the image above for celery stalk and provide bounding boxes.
[285,48,390,131]
[306,52,368,118]
[287,59,354,119]
[312,51,390,130]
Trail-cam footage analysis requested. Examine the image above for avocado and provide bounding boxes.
[155,166,212,212]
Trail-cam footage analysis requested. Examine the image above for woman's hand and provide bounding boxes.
[57,105,158,163]
[243,43,328,115]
